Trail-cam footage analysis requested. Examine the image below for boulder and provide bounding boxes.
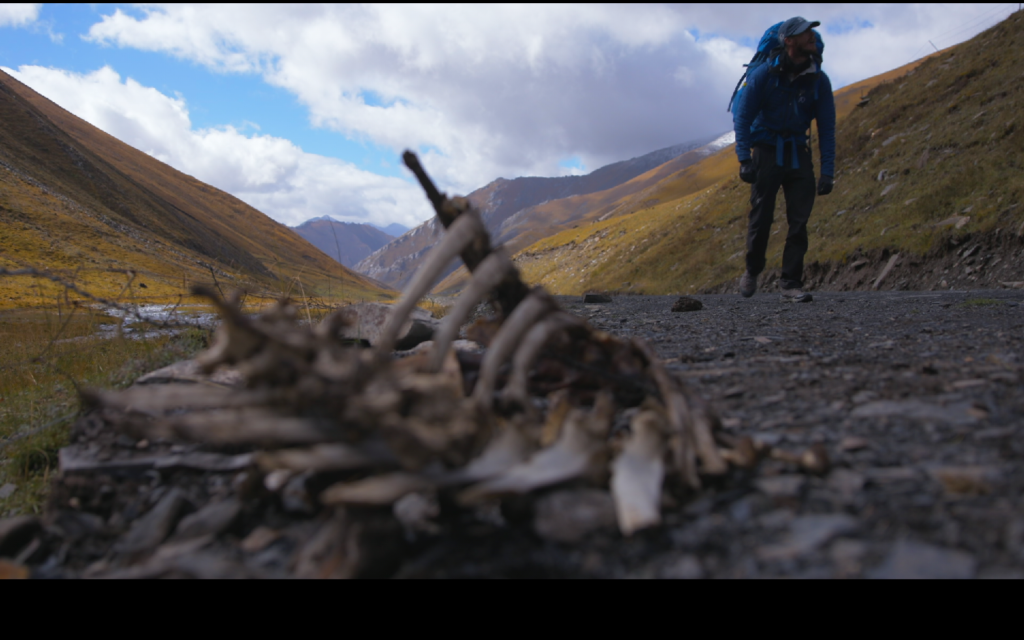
[336,302,439,350]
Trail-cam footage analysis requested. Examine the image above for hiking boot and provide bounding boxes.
[780,288,813,303]
[739,271,757,298]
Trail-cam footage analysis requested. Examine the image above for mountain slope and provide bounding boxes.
[513,14,1024,296]
[292,217,395,268]
[354,133,724,290]
[0,69,390,309]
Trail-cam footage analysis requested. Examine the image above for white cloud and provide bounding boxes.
[80,3,1018,202]
[2,64,431,229]
[0,3,40,28]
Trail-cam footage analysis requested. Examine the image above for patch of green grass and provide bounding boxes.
[0,309,211,517]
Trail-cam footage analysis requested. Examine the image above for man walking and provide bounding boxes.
[733,17,836,302]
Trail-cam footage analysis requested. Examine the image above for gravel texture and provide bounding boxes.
[401,290,1024,578]
[6,289,1023,579]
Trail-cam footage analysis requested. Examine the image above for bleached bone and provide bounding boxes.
[471,290,556,408]
[458,394,613,504]
[611,410,667,536]
[167,408,340,446]
[683,389,728,476]
[254,443,385,473]
[378,211,487,353]
[428,251,515,372]
[89,386,265,415]
[445,420,532,483]
[319,472,435,506]
[634,340,700,489]
[499,311,580,409]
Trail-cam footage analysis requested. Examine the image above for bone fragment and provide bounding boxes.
[429,251,514,372]
[471,290,556,409]
[500,311,580,409]
[447,421,533,483]
[254,443,382,473]
[320,473,435,506]
[168,409,339,446]
[458,403,609,504]
[611,410,666,535]
[635,340,699,489]
[378,212,486,353]
[683,390,729,476]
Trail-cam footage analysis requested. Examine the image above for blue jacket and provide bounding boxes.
[733,57,836,177]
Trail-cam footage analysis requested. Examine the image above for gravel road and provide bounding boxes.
[9,289,1023,578]
[402,290,1024,578]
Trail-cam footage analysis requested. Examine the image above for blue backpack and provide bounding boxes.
[727,22,825,113]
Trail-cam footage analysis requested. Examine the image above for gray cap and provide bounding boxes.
[779,16,820,42]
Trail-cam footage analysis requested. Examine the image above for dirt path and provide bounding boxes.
[545,290,1022,578]
[401,290,1024,577]
[7,290,1023,578]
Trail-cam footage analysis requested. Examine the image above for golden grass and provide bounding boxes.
[1,68,394,311]
[0,307,212,516]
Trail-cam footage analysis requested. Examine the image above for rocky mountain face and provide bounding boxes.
[0,69,388,307]
[292,217,396,268]
[354,133,727,290]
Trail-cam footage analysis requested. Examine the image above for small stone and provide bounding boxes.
[0,484,16,500]
[868,539,976,579]
[337,302,439,350]
[172,498,242,541]
[851,400,979,426]
[660,554,705,579]
[116,488,186,555]
[839,437,870,451]
[533,489,616,543]
[850,390,878,405]
[864,467,919,483]
[755,475,806,499]
[951,378,987,390]
[583,293,613,304]
[830,538,867,577]
[973,427,1015,441]
[671,296,703,312]
[0,516,41,557]
[757,514,860,561]
[827,469,865,502]
[881,183,898,197]
[877,169,888,182]
[240,526,282,553]
[928,466,1001,495]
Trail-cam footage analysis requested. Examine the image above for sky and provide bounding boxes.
[1,3,1019,229]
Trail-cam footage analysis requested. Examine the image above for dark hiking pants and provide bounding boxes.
[745,143,816,290]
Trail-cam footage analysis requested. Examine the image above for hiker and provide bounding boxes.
[732,17,836,302]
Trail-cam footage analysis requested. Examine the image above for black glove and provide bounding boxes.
[739,160,756,184]
[817,174,834,196]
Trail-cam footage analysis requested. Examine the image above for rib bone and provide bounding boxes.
[429,250,515,372]
[378,211,487,353]
[499,311,580,409]
[471,290,556,409]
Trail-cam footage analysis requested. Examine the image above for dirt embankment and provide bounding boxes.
[703,227,1024,295]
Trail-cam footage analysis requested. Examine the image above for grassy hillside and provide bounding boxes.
[357,135,721,291]
[514,14,1024,295]
[0,69,390,311]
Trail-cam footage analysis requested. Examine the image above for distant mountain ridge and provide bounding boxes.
[292,218,397,268]
[355,132,727,289]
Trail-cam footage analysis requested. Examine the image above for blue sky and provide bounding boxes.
[1,4,1019,229]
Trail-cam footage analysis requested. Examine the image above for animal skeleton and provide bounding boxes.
[80,151,828,575]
